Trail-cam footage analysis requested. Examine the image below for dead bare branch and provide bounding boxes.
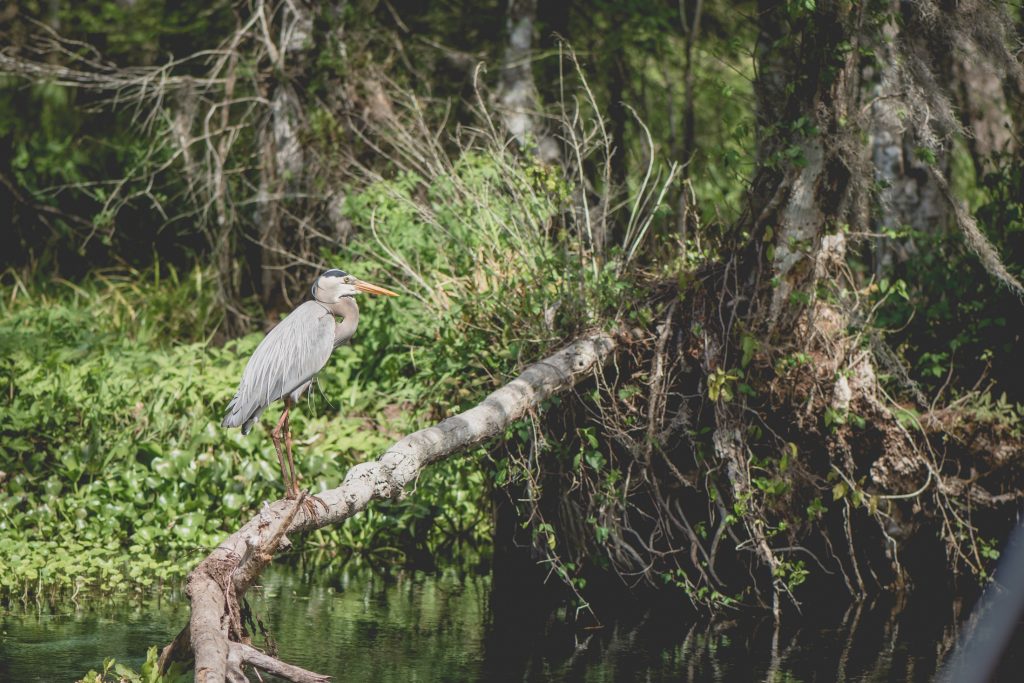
[160,332,616,682]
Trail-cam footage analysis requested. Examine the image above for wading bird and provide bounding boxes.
[222,269,398,505]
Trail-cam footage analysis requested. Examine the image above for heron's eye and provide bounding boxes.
[345,276,355,284]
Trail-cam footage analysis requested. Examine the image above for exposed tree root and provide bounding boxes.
[495,1,1024,614]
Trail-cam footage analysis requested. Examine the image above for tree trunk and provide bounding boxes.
[254,0,314,311]
[679,0,702,176]
[952,38,1016,176]
[868,18,950,278]
[747,0,860,332]
[496,0,560,164]
[676,0,703,245]
[692,0,1024,606]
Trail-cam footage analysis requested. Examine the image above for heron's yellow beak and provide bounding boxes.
[354,280,399,297]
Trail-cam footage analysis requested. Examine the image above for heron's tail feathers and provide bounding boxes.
[221,396,241,426]
[222,394,262,435]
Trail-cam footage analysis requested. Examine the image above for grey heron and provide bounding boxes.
[222,269,398,504]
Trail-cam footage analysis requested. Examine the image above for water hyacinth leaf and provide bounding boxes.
[222,493,245,512]
[150,457,174,478]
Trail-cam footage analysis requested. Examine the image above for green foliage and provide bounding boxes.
[0,262,494,598]
[773,559,809,592]
[1,0,1019,619]
[1,2,239,275]
[339,148,629,361]
[874,151,1024,401]
[77,646,189,683]
[707,367,741,402]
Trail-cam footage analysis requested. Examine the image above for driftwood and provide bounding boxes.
[158,332,617,682]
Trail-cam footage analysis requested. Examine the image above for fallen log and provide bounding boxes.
[159,331,618,682]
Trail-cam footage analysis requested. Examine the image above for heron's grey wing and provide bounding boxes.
[222,301,335,434]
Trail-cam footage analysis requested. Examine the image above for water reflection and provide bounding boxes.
[482,589,973,683]
[0,591,189,682]
[1,563,1021,682]
[253,565,489,681]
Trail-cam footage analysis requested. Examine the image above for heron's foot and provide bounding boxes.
[298,492,329,520]
[281,486,326,519]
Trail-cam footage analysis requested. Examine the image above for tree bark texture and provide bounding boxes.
[750,0,861,333]
[868,18,949,277]
[160,332,616,682]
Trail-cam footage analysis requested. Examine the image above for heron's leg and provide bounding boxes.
[272,405,294,499]
[283,400,299,499]
[282,398,328,516]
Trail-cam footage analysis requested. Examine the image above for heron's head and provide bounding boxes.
[311,269,399,303]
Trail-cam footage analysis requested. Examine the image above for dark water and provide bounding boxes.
[1,564,1022,682]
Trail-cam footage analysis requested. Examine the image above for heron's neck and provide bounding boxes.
[327,297,359,346]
